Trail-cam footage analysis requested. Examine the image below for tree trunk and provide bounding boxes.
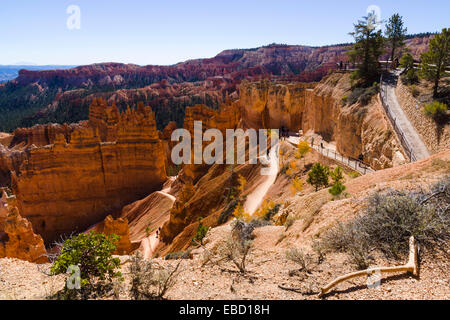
[434,70,440,98]
[319,236,419,298]
[391,45,396,63]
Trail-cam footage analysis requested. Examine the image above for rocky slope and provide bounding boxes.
[395,78,450,154]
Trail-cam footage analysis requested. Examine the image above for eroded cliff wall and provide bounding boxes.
[239,73,405,169]
[11,98,167,243]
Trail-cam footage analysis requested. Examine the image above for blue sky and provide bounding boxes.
[1,0,448,66]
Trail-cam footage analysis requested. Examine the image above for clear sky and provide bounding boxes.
[1,0,448,66]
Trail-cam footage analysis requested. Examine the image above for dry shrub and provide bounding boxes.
[217,221,254,274]
[321,177,450,268]
[285,248,314,272]
[129,252,180,300]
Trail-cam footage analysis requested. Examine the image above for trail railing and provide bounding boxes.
[310,143,374,175]
[286,137,374,175]
[379,73,417,162]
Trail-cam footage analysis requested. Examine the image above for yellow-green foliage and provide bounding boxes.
[424,101,447,122]
[290,177,304,195]
[296,141,312,159]
[233,202,251,222]
[237,174,247,193]
[285,161,297,176]
[254,200,275,220]
[348,171,361,179]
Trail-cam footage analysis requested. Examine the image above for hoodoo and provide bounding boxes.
[11,98,167,244]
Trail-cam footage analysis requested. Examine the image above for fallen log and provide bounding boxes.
[319,236,419,298]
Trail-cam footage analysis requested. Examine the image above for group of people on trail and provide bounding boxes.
[280,126,289,140]
[155,227,162,239]
[337,61,349,71]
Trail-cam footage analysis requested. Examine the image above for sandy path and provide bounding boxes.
[244,143,279,215]
[381,70,430,160]
[141,179,176,259]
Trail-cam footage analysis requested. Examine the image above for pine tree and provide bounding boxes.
[348,13,385,86]
[419,28,450,97]
[400,53,415,71]
[400,53,418,84]
[385,14,407,62]
[329,166,346,197]
[307,163,330,192]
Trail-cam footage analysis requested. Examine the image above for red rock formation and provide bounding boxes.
[0,191,48,264]
[239,73,406,169]
[239,80,315,130]
[16,37,430,89]
[8,37,431,134]
[10,123,82,149]
[159,102,246,246]
[0,144,27,186]
[102,215,132,255]
[11,100,167,244]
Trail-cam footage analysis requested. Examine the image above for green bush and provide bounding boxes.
[399,53,415,71]
[50,232,122,289]
[329,181,347,197]
[192,217,209,245]
[401,68,419,85]
[348,171,361,179]
[329,166,346,197]
[424,101,447,123]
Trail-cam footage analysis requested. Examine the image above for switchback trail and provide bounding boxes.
[244,143,280,215]
[141,177,177,259]
[380,70,430,161]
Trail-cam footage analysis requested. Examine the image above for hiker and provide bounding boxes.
[156,227,162,239]
[339,61,343,70]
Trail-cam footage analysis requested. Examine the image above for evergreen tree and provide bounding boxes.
[400,53,415,71]
[419,28,450,97]
[385,14,407,62]
[400,53,418,84]
[329,166,346,197]
[307,163,330,192]
[348,13,385,86]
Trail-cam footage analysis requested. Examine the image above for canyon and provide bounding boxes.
[1,69,409,255]
[0,57,438,263]
[5,98,167,244]
[0,35,433,134]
